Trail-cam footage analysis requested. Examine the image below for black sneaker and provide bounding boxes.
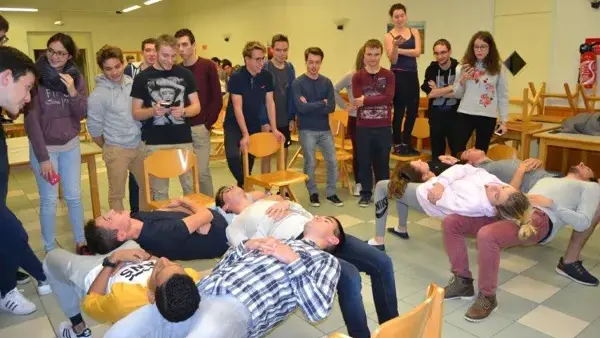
[358,195,370,207]
[16,271,30,285]
[310,193,321,207]
[556,257,599,286]
[391,144,406,156]
[405,146,420,156]
[327,195,344,207]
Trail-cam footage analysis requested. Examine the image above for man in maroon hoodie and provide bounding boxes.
[175,28,222,196]
[352,39,395,207]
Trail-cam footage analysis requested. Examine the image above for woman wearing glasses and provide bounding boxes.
[452,31,508,153]
[24,33,90,254]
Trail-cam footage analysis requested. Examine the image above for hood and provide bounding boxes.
[428,57,459,71]
[93,74,133,108]
[94,74,133,90]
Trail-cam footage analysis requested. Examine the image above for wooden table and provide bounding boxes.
[497,122,561,159]
[7,137,103,218]
[534,131,600,171]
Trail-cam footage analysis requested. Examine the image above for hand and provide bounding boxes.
[495,123,508,136]
[438,155,459,165]
[170,105,185,119]
[354,95,365,108]
[59,74,77,97]
[273,129,285,143]
[153,101,169,117]
[519,158,542,173]
[299,96,307,104]
[258,240,300,264]
[427,183,445,204]
[266,201,291,221]
[323,98,328,105]
[288,120,295,132]
[109,248,150,264]
[244,237,280,252]
[460,66,474,85]
[528,194,553,208]
[195,223,211,235]
[240,135,250,152]
[260,124,271,132]
[428,80,438,89]
[39,160,55,182]
[394,35,406,46]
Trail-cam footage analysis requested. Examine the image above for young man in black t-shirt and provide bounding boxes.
[131,34,200,202]
[84,197,229,260]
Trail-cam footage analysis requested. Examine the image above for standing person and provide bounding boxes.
[86,45,148,212]
[334,48,365,197]
[130,34,200,201]
[220,58,233,93]
[262,34,298,175]
[1,46,53,316]
[292,47,343,207]
[453,31,508,153]
[352,39,395,207]
[223,41,283,188]
[175,28,222,196]
[25,33,89,254]
[421,39,460,159]
[0,14,8,47]
[124,38,156,213]
[385,3,422,156]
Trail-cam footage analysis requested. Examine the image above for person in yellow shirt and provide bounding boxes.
[43,241,201,338]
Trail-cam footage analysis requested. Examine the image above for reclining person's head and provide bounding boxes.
[460,148,486,164]
[491,187,535,240]
[303,215,346,253]
[568,162,596,181]
[389,160,432,199]
[215,185,249,213]
[84,210,131,254]
[147,257,201,322]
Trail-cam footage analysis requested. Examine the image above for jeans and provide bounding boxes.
[335,235,398,338]
[374,180,423,237]
[104,295,251,338]
[191,124,214,196]
[0,205,46,296]
[30,141,85,252]
[1,138,8,205]
[298,130,338,196]
[392,71,419,146]
[103,144,147,211]
[356,127,392,198]
[225,125,256,187]
[144,143,195,201]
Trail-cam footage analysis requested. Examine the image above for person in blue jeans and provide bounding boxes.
[216,185,398,338]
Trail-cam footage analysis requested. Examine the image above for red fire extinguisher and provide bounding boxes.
[580,42,598,89]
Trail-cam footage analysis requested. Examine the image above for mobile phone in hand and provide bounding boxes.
[159,102,171,108]
[48,171,60,185]
[494,125,504,136]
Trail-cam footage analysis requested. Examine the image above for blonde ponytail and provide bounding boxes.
[497,191,537,240]
[517,206,537,240]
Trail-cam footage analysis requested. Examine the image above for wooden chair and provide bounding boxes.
[210,94,229,160]
[316,116,353,194]
[329,283,444,338]
[243,132,308,202]
[487,144,518,161]
[579,83,600,112]
[390,117,431,171]
[143,149,214,209]
[528,82,580,122]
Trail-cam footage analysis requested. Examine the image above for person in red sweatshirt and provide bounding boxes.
[352,39,395,207]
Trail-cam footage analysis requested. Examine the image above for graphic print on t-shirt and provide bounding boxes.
[147,77,186,126]
[84,260,156,292]
[360,76,390,120]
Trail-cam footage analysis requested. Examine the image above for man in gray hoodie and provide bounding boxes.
[87,45,148,212]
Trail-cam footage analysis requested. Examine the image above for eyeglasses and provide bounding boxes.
[433,51,449,56]
[474,45,489,51]
[46,48,69,58]
[251,57,266,63]
[0,36,8,45]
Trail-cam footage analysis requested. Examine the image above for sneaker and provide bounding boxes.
[37,281,52,296]
[556,257,599,286]
[327,195,344,207]
[444,275,475,300]
[16,271,30,285]
[464,293,497,322]
[0,288,36,315]
[391,144,406,156]
[405,146,420,156]
[58,321,92,338]
[353,183,362,197]
[310,193,321,207]
[76,244,94,256]
[366,238,386,252]
[358,195,370,207]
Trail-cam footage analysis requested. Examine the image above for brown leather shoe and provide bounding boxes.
[444,275,475,300]
[464,293,497,322]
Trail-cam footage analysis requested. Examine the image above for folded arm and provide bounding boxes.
[292,80,326,115]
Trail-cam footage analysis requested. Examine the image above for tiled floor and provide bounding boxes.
[2,143,600,338]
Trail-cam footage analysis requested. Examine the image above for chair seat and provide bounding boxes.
[390,153,431,162]
[210,136,224,143]
[334,138,353,150]
[211,129,224,136]
[246,170,308,189]
[290,134,299,142]
[148,193,215,210]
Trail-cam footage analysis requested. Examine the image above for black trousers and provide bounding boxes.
[224,125,256,187]
[392,71,419,146]
[428,108,461,159]
[356,127,392,198]
[455,113,497,153]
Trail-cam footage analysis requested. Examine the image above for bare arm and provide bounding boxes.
[184,92,201,118]
[132,98,154,121]
[396,28,422,58]
[181,202,215,234]
[384,33,399,65]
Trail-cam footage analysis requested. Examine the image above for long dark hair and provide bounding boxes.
[47,33,78,59]
[388,162,425,199]
[461,31,501,75]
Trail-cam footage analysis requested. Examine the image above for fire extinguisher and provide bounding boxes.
[579,42,598,89]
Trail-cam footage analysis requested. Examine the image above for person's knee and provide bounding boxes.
[442,215,467,235]
[476,225,497,245]
[338,263,362,294]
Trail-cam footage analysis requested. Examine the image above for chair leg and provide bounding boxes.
[288,147,302,168]
[285,186,299,202]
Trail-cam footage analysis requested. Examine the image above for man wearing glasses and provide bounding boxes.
[0,15,8,46]
[223,41,284,188]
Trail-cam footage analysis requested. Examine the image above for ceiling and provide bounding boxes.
[0,0,173,16]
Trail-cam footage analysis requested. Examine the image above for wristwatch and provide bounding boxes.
[102,257,119,268]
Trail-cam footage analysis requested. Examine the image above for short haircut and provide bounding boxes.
[329,216,346,253]
[155,274,201,322]
[304,47,324,61]
[211,57,221,63]
[47,33,78,59]
[363,39,383,51]
[174,28,196,45]
[84,219,125,254]
[126,55,135,61]
[242,41,266,59]
[96,45,124,69]
[221,59,232,68]
[0,46,37,81]
[141,38,156,51]
[433,38,452,51]
[0,15,8,32]
[389,3,407,16]
[271,34,289,47]
[215,185,233,208]
[155,34,178,51]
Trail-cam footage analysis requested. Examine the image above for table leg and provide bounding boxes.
[561,149,570,173]
[581,150,588,164]
[538,139,548,168]
[86,155,101,218]
[521,134,531,160]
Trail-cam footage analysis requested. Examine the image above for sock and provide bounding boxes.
[69,314,84,328]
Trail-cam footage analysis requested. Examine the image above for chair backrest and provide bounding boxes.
[243,132,285,175]
[372,283,444,338]
[487,144,518,161]
[411,117,430,151]
[143,149,199,202]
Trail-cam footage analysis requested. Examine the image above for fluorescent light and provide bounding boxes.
[54,20,64,26]
[0,7,38,12]
[144,0,162,5]
[121,5,141,13]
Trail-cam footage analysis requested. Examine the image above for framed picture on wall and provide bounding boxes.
[386,21,425,54]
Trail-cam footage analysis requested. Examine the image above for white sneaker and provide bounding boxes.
[353,183,362,197]
[37,281,52,296]
[58,321,92,338]
[0,288,37,315]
